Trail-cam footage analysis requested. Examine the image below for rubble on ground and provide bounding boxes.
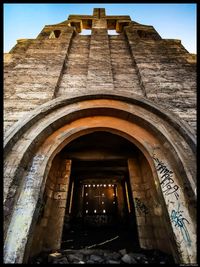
[29,248,174,264]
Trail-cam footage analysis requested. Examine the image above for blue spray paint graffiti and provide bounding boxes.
[171,203,191,246]
[153,154,192,247]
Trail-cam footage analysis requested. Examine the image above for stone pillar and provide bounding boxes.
[28,160,57,258]
[87,9,114,91]
[42,159,72,251]
[28,157,72,259]
[128,158,156,249]
[116,181,127,222]
[128,156,179,256]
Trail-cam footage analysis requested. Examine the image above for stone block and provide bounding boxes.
[136,216,146,225]
[46,189,53,198]
[58,184,68,192]
[53,192,67,200]
[58,200,67,208]
[138,225,155,239]
[48,252,62,263]
[121,254,137,264]
[57,177,68,184]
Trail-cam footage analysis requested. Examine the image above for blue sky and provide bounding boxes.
[3,3,196,53]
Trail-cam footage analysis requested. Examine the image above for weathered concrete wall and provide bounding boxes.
[110,34,144,95]
[42,159,71,251]
[128,156,173,255]
[87,28,114,91]
[4,23,74,132]
[18,154,72,260]
[29,155,58,258]
[4,9,196,134]
[56,35,90,96]
[125,23,196,131]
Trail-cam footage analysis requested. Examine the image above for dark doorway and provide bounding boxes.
[60,132,140,251]
[61,173,139,251]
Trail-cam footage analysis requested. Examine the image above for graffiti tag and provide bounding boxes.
[171,203,191,246]
[153,154,179,200]
[135,198,149,215]
[176,239,184,258]
[24,154,45,188]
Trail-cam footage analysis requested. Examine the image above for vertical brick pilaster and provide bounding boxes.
[86,18,114,91]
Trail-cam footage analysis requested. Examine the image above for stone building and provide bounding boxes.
[4,8,196,264]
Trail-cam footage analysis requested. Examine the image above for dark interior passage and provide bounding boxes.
[60,132,140,251]
[61,172,139,251]
[67,161,135,226]
[61,221,139,251]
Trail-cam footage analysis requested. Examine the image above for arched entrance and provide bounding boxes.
[3,93,196,264]
[30,132,141,255]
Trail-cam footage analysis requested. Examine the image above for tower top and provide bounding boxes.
[67,8,131,32]
[93,8,106,18]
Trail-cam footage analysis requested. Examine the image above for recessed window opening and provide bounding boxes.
[80,29,92,35]
[49,30,61,39]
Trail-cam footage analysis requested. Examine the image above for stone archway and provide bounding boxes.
[3,93,196,264]
[29,131,142,258]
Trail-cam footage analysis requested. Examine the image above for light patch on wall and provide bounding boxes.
[80,29,92,35]
[108,30,119,35]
